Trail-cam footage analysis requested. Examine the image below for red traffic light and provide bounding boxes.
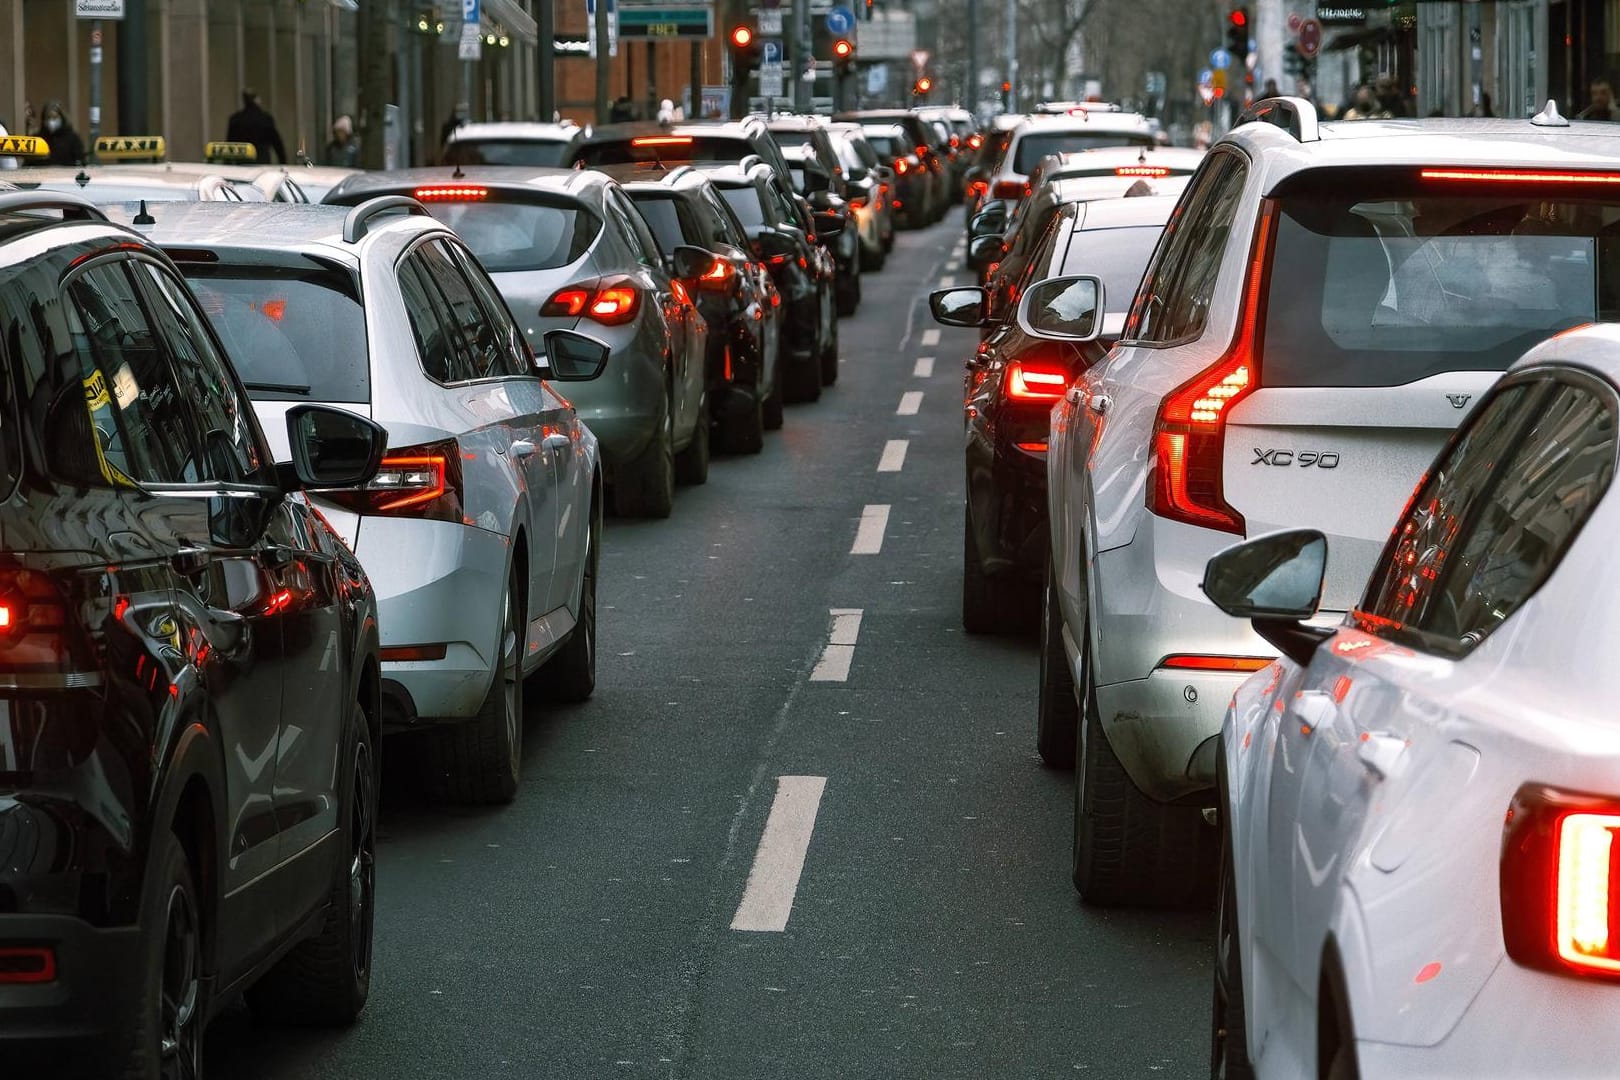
[832,38,853,60]
[729,25,753,49]
[1228,8,1246,26]
[914,76,932,94]
[1001,80,1012,93]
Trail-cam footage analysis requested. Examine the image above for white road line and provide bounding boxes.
[913,356,935,378]
[945,259,962,272]
[921,328,941,347]
[938,275,958,289]
[897,391,923,416]
[851,504,890,555]
[877,439,909,472]
[809,608,864,682]
[730,775,828,933]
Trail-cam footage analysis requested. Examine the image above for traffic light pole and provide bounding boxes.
[966,0,978,117]
[792,0,810,112]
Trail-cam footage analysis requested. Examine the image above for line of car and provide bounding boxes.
[932,97,1620,1077]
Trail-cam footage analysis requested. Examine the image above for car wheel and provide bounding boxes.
[613,403,676,518]
[674,395,710,485]
[961,508,1035,634]
[534,502,598,703]
[820,318,840,386]
[246,703,376,1024]
[836,271,859,317]
[718,383,765,454]
[434,569,523,804]
[1210,773,1255,1080]
[783,350,822,404]
[1036,564,1079,769]
[121,830,204,1080]
[762,380,785,430]
[1073,659,1219,907]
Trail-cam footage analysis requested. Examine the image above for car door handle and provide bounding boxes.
[1065,386,1084,406]
[1088,393,1111,414]
[542,432,572,449]
[1357,732,1408,780]
[510,440,538,459]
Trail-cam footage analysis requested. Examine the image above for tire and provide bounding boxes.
[783,351,822,404]
[717,382,765,455]
[1037,564,1079,769]
[762,382,785,430]
[121,830,204,1080]
[961,509,1035,634]
[431,569,523,805]
[246,704,376,1025]
[861,242,886,272]
[836,271,860,317]
[674,396,710,486]
[820,328,839,387]
[1210,779,1256,1080]
[534,502,598,703]
[1072,665,1219,907]
[613,404,676,518]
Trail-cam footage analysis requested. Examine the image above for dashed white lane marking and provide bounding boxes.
[921,328,941,347]
[938,275,959,289]
[945,259,962,272]
[877,439,908,472]
[809,608,864,682]
[730,775,828,933]
[913,356,935,378]
[851,504,891,555]
[897,391,923,416]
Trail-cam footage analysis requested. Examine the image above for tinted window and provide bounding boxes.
[698,186,749,247]
[422,197,599,272]
[627,193,689,255]
[183,264,371,403]
[447,243,532,378]
[720,185,768,229]
[418,240,509,380]
[862,131,903,159]
[398,256,468,383]
[1012,131,1155,173]
[1060,225,1163,313]
[443,138,573,167]
[1125,153,1246,345]
[1263,176,1616,387]
[575,136,756,169]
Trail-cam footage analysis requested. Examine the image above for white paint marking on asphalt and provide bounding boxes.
[938,275,958,289]
[877,439,909,473]
[921,328,941,347]
[730,775,829,933]
[851,504,891,555]
[808,608,864,682]
[913,356,935,378]
[945,259,962,272]
[898,391,923,416]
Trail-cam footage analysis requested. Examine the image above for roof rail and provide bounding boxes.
[342,195,431,244]
[1235,96,1320,143]
[738,154,765,173]
[0,191,109,222]
[663,164,694,183]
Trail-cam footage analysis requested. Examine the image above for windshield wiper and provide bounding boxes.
[243,381,312,395]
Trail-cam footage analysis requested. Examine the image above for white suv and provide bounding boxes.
[1041,99,1620,905]
[986,110,1157,204]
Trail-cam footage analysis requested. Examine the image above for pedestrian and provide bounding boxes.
[226,88,288,164]
[1262,78,1280,99]
[609,95,637,123]
[1343,85,1392,121]
[38,101,85,166]
[1373,73,1409,117]
[1578,78,1620,121]
[324,114,361,167]
[439,104,467,152]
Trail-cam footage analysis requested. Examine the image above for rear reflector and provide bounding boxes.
[1421,168,1620,186]
[382,644,450,662]
[1015,441,1049,453]
[1159,655,1273,673]
[1502,785,1620,981]
[413,185,489,201]
[1116,165,1171,178]
[0,947,56,984]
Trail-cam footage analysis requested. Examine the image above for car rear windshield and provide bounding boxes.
[420,197,599,272]
[1060,225,1162,312]
[575,137,755,169]
[862,132,903,159]
[718,186,766,229]
[1012,132,1154,173]
[1263,171,1620,388]
[443,138,572,167]
[626,193,688,254]
[183,263,370,403]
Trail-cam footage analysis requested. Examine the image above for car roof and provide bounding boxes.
[1049,173,1192,204]
[446,121,581,143]
[594,162,709,191]
[12,164,231,187]
[579,119,764,143]
[1074,194,1179,230]
[760,115,827,131]
[857,124,907,138]
[0,204,147,264]
[1517,323,1620,384]
[1012,113,1154,136]
[685,161,773,186]
[100,200,436,262]
[324,165,604,200]
[1046,146,1206,170]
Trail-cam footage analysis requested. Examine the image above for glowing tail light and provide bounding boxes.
[1005,360,1070,402]
[1115,165,1171,178]
[968,180,989,198]
[542,278,641,325]
[992,179,1028,199]
[1502,785,1620,981]
[412,184,489,201]
[0,571,74,673]
[321,438,465,523]
[695,256,735,291]
[895,157,910,174]
[968,133,984,150]
[1421,168,1620,186]
[1159,655,1273,672]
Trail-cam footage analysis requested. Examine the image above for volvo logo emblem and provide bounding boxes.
[1446,394,1472,409]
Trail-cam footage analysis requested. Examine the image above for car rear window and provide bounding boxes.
[862,131,903,159]
[183,264,370,403]
[1012,132,1155,173]
[626,193,688,254]
[443,139,572,167]
[575,137,755,169]
[1263,170,1620,388]
[1059,225,1162,312]
[718,186,766,229]
[420,197,599,272]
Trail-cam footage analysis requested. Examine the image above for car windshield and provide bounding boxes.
[718,186,766,229]
[626,193,687,255]
[182,264,370,403]
[1263,173,1620,387]
[1059,225,1163,313]
[419,197,600,272]
[575,137,755,168]
[862,131,903,159]
[443,139,572,167]
[1012,131,1154,173]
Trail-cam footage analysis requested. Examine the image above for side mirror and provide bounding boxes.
[284,405,387,491]
[811,211,845,239]
[755,229,799,260]
[807,190,836,212]
[928,286,987,328]
[1201,528,1333,665]
[967,234,1002,270]
[543,329,611,381]
[969,205,1006,238]
[671,244,714,280]
[1016,275,1105,342]
[803,168,832,194]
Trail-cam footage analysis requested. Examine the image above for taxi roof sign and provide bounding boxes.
[95,135,166,162]
[0,135,50,160]
[204,141,257,164]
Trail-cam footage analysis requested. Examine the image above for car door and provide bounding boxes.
[609,187,703,443]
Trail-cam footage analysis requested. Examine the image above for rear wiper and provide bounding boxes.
[243,381,311,395]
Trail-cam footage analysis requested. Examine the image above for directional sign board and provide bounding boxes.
[75,0,124,17]
[825,5,854,33]
[462,0,478,22]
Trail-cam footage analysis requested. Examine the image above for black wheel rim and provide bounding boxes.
[159,882,201,1080]
[581,523,597,672]
[500,588,520,771]
[350,738,376,982]
[1211,852,1237,1077]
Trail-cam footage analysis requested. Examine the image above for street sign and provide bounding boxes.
[1211,69,1227,92]
[1198,68,1213,87]
[761,38,782,64]
[1209,47,1230,69]
[459,21,482,58]
[825,5,854,33]
[617,5,712,40]
[1198,84,1216,106]
[760,38,784,97]
[586,0,619,57]
[758,8,782,34]
[462,0,478,22]
[75,0,124,16]
[910,49,929,69]
[1297,18,1322,58]
[866,65,887,95]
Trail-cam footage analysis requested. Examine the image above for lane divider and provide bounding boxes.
[913,356,935,378]
[877,439,908,473]
[729,775,828,933]
[851,504,891,555]
[897,391,923,416]
[809,608,864,682]
[921,328,941,348]
[938,275,958,288]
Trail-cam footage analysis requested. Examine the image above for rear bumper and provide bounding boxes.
[0,915,143,1063]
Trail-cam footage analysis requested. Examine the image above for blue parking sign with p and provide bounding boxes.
[463,0,479,21]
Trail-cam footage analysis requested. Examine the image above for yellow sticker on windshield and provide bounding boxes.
[83,369,111,411]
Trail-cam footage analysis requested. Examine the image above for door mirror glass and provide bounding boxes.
[285,404,387,490]
[755,229,798,259]
[1016,275,1105,342]
[967,234,1002,270]
[1202,529,1328,620]
[671,244,713,280]
[928,286,987,328]
[543,329,611,381]
[969,204,1007,238]
[811,211,845,239]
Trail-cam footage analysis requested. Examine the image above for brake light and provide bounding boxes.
[1147,199,1277,534]
[320,438,465,523]
[0,947,56,984]
[543,287,590,317]
[992,179,1028,199]
[695,256,735,291]
[848,196,867,209]
[968,180,988,197]
[631,135,693,147]
[0,571,74,672]
[1115,165,1171,178]
[949,135,960,148]
[1016,441,1048,453]
[413,185,489,201]
[1005,360,1070,402]
[1159,655,1273,672]
[1502,784,1620,981]
[589,285,639,323]
[1421,168,1620,186]
[916,144,929,157]
[968,133,983,150]
[895,157,910,174]
[542,279,641,325]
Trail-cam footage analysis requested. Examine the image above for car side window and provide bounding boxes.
[1358,380,1616,655]
[58,261,201,487]
[1124,152,1248,346]
[417,240,508,380]
[398,253,473,383]
[608,189,664,266]
[447,242,533,378]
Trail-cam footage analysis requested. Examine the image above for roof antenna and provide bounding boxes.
[75,170,91,188]
[451,162,466,178]
[132,199,155,226]
[1531,99,1570,128]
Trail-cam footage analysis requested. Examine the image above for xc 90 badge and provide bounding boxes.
[1251,449,1340,468]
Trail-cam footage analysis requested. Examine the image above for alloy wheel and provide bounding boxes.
[159,882,201,1080]
[349,739,376,982]
[501,589,519,772]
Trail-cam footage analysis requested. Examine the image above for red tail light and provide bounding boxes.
[0,947,56,984]
[1005,359,1070,402]
[895,157,910,174]
[543,287,590,317]
[1147,200,1277,534]
[321,438,465,523]
[542,278,641,325]
[413,185,489,201]
[588,284,638,323]
[992,179,1028,199]
[0,571,74,672]
[968,133,984,150]
[1159,654,1273,672]
[695,256,735,291]
[949,135,960,148]
[968,180,989,198]
[916,144,929,157]
[1503,785,1620,981]
[848,196,867,209]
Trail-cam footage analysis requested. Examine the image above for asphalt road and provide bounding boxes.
[205,209,1213,1080]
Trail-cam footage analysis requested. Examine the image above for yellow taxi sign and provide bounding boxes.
[0,135,49,160]
[204,141,257,164]
[95,135,167,162]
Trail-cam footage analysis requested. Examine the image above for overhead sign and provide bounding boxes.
[825,5,854,33]
[75,0,124,17]
[617,5,712,39]
[1297,18,1322,58]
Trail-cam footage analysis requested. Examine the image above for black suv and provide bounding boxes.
[0,193,389,1076]
[763,116,863,316]
[569,119,795,192]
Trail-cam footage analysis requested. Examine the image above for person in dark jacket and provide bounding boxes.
[225,88,287,164]
[39,102,85,166]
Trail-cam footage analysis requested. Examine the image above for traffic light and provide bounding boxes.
[913,75,932,97]
[1225,6,1249,57]
[728,24,761,88]
[832,37,855,76]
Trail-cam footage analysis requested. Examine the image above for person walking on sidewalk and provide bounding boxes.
[226,88,288,164]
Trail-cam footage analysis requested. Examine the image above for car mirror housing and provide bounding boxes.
[755,229,799,260]
[670,244,713,280]
[928,286,987,328]
[1202,529,1327,621]
[969,204,1007,239]
[543,329,611,382]
[1016,275,1105,343]
[967,234,1002,270]
[284,404,388,491]
[811,211,845,239]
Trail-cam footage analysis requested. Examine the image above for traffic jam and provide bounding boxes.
[3,31,1620,1080]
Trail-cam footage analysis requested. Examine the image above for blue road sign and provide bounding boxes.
[762,39,783,64]
[1198,68,1213,86]
[1209,47,1230,68]
[825,5,855,33]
